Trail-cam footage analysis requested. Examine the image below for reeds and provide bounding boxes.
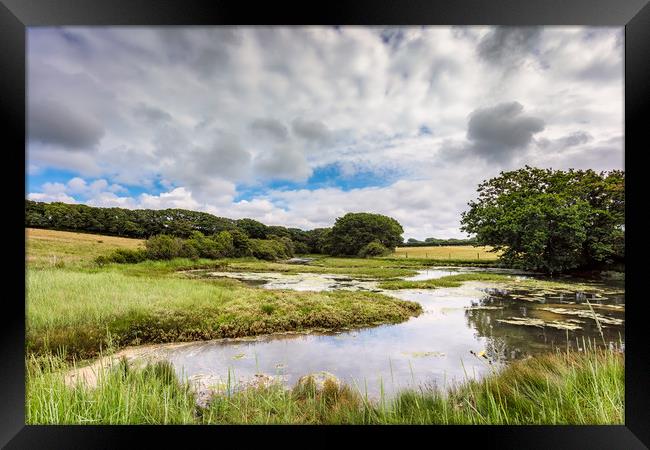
[27,343,623,425]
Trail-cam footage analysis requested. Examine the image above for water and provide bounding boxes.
[129,269,624,401]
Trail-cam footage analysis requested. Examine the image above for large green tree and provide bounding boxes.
[460,166,624,273]
[328,212,404,256]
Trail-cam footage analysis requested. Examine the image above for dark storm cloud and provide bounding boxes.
[29,99,104,150]
[477,27,542,67]
[250,118,289,141]
[466,102,545,161]
[291,118,332,143]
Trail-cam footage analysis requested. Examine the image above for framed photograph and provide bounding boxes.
[3,0,648,447]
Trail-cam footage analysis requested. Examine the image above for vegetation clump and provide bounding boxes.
[358,240,390,258]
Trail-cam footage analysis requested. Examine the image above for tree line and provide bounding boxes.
[403,237,478,247]
[25,200,405,258]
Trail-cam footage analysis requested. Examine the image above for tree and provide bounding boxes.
[327,212,404,256]
[460,166,624,273]
[236,218,268,239]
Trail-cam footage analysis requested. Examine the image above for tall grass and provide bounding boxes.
[26,354,197,424]
[27,269,421,360]
[27,344,624,425]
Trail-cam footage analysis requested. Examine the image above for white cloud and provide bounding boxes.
[26,26,624,237]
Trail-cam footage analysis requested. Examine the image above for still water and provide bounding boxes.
[134,268,624,401]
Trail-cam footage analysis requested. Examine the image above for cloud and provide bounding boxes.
[26,26,623,237]
[466,102,545,161]
[291,118,332,144]
[254,145,312,181]
[133,103,173,124]
[29,99,104,150]
[250,118,289,141]
[477,27,542,69]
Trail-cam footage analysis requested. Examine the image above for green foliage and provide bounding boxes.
[145,235,184,260]
[357,241,390,258]
[305,228,332,254]
[96,248,148,265]
[328,213,404,256]
[460,166,624,273]
[229,229,252,257]
[404,237,478,247]
[236,218,268,239]
[25,200,237,238]
[249,238,292,260]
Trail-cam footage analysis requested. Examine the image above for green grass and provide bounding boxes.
[27,268,422,360]
[378,272,515,289]
[27,345,623,425]
[26,355,197,424]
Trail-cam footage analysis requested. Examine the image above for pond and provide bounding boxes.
[101,267,623,404]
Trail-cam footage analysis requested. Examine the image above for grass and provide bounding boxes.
[26,355,197,424]
[27,344,623,425]
[378,272,514,289]
[26,228,144,269]
[392,245,500,261]
[27,268,422,360]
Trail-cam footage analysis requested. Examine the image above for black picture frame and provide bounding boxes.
[2,0,648,447]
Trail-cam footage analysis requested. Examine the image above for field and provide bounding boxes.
[392,245,500,260]
[26,228,144,268]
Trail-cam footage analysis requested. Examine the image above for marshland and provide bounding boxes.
[25,26,625,427]
[25,212,625,425]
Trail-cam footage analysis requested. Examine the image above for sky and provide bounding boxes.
[26,26,624,240]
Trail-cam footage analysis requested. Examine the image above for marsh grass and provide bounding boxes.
[27,344,623,425]
[26,354,197,424]
[27,269,422,360]
[378,272,514,289]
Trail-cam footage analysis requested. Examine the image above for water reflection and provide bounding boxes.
[142,270,625,401]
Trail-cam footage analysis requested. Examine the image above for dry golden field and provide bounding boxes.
[26,228,144,268]
[392,245,500,261]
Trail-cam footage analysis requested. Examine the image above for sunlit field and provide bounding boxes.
[392,245,500,261]
[26,228,144,268]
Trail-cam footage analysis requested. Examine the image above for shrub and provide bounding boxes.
[211,231,235,258]
[97,248,148,264]
[230,229,252,257]
[145,234,184,260]
[294,241,310,255]
[249,239,289,261]
[358,241,390,258]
